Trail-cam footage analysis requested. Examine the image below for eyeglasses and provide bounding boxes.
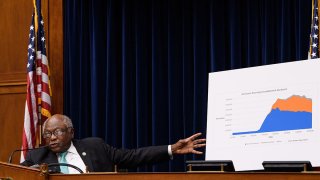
[43,128,71,139]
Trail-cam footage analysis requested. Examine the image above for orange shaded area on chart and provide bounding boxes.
[272,95,312,113]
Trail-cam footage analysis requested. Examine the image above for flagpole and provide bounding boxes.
[33,0,44,146]
[33,0,38,43]
[312,0,320,55]
[310,0,315,58]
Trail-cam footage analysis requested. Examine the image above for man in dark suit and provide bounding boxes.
[21,114,206,173]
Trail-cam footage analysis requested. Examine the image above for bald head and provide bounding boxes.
[43,114,73,132]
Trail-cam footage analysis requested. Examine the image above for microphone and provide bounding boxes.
[28,163,83,174]
[47,163,84,174]
[8,145,49,163]
[28,164,60,174]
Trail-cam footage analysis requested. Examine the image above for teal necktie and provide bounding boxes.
[59,151,69,174]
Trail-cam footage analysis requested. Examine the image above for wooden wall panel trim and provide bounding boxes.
[0,82,26,87]
[0,85,26,95]
[0,72,26,84]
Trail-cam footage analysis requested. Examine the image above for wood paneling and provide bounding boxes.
[0,72,26,94]
[0,93,26,163]
[48,0,63,114]
[44,172,320,180]
[0,0,63,164]
[0,162,45,180]
[2,162,320,180]
[0,1,33,73]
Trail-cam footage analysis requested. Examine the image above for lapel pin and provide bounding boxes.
[82,152,86,156]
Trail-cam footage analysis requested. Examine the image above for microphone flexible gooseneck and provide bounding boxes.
[8,145,49,163]
[47,163,84,174]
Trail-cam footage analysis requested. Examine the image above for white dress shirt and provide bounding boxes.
[57,142,86,174]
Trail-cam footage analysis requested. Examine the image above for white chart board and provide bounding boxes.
[205,59,320,171]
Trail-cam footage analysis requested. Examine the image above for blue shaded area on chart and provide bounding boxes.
[233,108,312,135]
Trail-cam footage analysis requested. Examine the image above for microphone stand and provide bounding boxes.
[47,163,84,173]
[8,149,21,163]
[8,145,49,163]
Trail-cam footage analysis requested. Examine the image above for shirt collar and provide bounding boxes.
[66,141,78,155]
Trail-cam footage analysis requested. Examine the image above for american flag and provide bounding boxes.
[309,0,319,59]
[20,0,52,162]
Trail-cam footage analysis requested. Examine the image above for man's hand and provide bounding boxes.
[171,133,206,155]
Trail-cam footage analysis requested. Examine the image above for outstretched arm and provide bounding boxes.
[171,133,206,155]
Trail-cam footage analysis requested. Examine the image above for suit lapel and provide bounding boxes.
[43,149,60,173]
[72,140,94,172]
[45,150,59,163]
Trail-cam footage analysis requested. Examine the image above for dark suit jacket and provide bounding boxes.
[21,137,170,172]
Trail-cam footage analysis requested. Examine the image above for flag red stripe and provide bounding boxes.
[41,101,51,112]
[41,83,50,96]
[26,77,36,145]
[41,64,48,74]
